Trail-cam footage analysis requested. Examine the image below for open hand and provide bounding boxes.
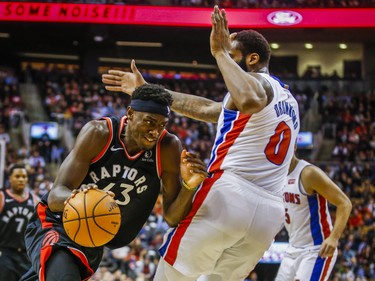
[180,149,207,190]
[210,6,231,58]
[102,59,146,96]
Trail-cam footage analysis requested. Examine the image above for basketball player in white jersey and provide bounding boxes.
[275,152,352,281]
[102,6,300,281]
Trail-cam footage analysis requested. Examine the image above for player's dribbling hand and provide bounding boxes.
[180,149,208,190]
[102,60,147,95]
[64,184,115,205]
[210,6,231,58]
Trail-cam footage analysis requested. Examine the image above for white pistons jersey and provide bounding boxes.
[207,73,300,194]
[284,160,333,247]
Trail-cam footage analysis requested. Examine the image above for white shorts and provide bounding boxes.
[275,245,338,281]
[158,170,285,280]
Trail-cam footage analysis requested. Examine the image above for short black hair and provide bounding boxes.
[132,84,173,106]
[235,30,271,64]
[9,163,27,176]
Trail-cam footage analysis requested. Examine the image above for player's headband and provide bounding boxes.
[130,99,170,117]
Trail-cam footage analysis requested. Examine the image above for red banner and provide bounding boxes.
[0,2,374,28]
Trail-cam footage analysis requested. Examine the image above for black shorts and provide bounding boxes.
[24,202,103,281]
[0,247,31,280]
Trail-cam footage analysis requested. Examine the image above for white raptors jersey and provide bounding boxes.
[284,160,333,247]
[207,73,300,194]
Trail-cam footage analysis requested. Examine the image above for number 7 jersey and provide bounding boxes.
[0,189,38,251]
[208,73,300,194]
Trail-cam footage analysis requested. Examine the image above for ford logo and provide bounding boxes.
[267,11,303,26]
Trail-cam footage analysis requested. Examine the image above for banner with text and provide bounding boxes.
[0,2,374,28]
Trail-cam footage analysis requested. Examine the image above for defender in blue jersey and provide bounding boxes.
[275,152,352,281]
[103,7,300,280]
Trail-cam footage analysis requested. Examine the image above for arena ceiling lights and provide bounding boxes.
[98,57,216,70]
[18,52,79,60]
[115,41,163,48]
[0,32,10,38]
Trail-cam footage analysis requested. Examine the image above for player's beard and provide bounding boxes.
[238,56,248,72]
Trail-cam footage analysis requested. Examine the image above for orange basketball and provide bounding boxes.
[63,188,121,247]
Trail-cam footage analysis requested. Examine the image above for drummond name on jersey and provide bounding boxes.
[274,101,299,129]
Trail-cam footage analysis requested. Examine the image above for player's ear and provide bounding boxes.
[230,33,237,41]
[127,107,134,120]
[247,53,260,66]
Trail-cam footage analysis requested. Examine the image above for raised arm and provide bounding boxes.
[166,89,221,123]
[48,120,109,212]
[210,6,268,114]
[159,133,207,227]
[301,165,352,258]
[102,60,222,123]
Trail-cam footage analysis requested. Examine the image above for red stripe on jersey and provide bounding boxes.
[68,247,94,279]
[318,194,331,239]
[0,191,4,213]
[164,171,223,265]
[37,203,53,229]
[119,116,127,137]
[6,189,30,202]
[119,116,144,160]
[319,256,332,281]
[209,114,250,173]
[156,130,167,178]
[39,244,93,281]
[39,244,53,281]
[91,117,113,163]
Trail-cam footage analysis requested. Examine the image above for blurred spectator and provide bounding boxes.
[51,144,65,165]
[0,124,10,144]
[28,150,46,169]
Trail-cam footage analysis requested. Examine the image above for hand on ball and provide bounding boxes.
[64,184,114,206]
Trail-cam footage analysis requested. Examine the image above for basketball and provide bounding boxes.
[63,188,121,247]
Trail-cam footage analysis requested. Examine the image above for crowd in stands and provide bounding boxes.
[1,64,374,280]
[321,94,375,163]
[0,67,25,137]
[30,0,375,8]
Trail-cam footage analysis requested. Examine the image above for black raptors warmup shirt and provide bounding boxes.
[0,190,36,251]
